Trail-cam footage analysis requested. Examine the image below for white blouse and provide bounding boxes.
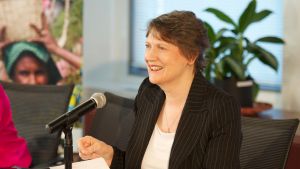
[141,124,175,169]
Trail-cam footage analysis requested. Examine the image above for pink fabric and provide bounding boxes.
[0,85,32,168]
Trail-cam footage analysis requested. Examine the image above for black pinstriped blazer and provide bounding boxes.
[111,72,241,169]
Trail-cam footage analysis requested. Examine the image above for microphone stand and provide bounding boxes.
[46,93,106,169]
[63,126,73,169]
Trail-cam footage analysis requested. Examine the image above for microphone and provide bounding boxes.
[46,93,106,133]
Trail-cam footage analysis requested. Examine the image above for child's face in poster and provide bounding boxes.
[12,55,49,85]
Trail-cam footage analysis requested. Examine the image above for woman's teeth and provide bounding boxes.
[150,66,163,71]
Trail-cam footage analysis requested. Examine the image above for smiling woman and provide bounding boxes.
[144,33,195,88]
[144,11,208,90]
[77,10,242,169]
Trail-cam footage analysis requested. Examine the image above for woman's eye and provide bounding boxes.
[145,44,150,48]
[18,70,30,76]
[158,46,166,50]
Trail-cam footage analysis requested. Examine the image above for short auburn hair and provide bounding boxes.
[146,10,209,71]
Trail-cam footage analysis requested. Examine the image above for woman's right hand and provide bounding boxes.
[29,13,82,69]
[0,26,12,50]
[78,136,114,166]
[29,13,59,53]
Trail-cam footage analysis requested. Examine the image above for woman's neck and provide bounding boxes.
[161,71,195,106]
[157,70,195,133]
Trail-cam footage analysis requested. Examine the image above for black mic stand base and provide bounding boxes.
[63,126,73,169]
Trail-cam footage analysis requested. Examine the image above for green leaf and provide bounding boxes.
[205,8,237,28]
[204,22,216,42]
[253,10,272,22]
[203,0,283,83]
[238,0,256,33]
[249,44,278,71]
[231,29,239,35]
[224,56,246,80]
[244,37,250,44]
[218,37,236,53]
[215,61,225,80]
[205,62,212,80]
[215,28,228,40]
[255,36,285,44]
[245,56,256,69]
[204,48,216,62]
[229,40,244,62]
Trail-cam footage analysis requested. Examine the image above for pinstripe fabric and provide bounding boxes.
[110,72,242,169]
[240,117,299,169]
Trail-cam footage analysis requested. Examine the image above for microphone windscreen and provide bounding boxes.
[91,93,106,108]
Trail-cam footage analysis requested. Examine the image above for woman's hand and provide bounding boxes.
[29,13,82,69]
[0,26,12,50]
[0,26,11,81]
[78,136,114,166]
[29,13,59,53]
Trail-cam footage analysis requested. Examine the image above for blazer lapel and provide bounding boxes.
[126,84,165,168]
[143,86,165,143]
[169,74,210,168]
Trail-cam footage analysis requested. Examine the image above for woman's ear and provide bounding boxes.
[187,56,197,65]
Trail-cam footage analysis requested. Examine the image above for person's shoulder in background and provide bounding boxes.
[0,85,32,168]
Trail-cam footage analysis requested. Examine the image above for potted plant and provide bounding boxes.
[203,0,284,107]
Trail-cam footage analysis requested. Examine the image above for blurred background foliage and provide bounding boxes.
[51,0,83,51]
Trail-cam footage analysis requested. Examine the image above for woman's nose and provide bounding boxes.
[28,74,37,85]
[145,48,157,61]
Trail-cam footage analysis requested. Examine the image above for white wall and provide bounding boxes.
[281,0,300,112]
[83,0,300,113]
[83,0,143,98]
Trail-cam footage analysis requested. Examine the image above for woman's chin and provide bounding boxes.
[149,76,160,85]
